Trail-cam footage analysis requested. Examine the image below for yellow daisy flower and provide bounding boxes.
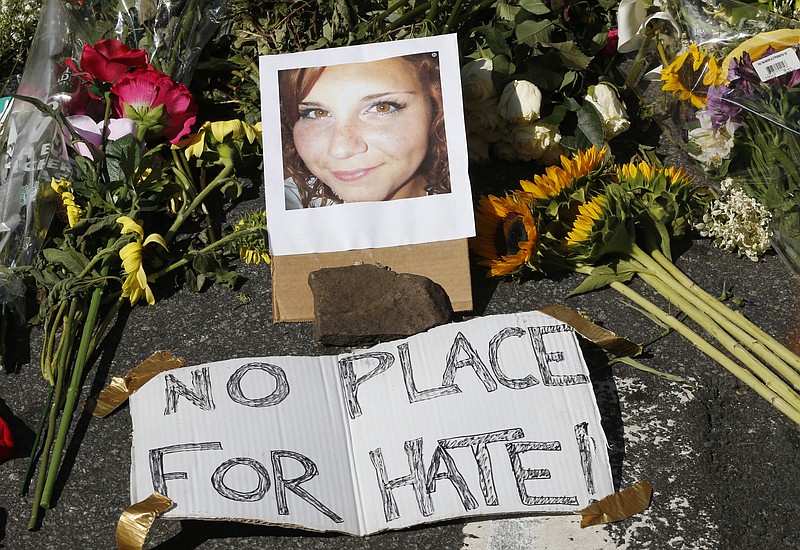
[116,216,168,305]
[520,146,607,200]
[51,177,85,228]
[174,120,262,160]
[661,44,726,109]
[472,191,539,277]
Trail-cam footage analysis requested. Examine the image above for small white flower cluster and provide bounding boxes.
[460,58,630,164]
[695,178,773,261]
[0,0,38,75]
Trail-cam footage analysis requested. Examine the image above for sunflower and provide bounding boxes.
[233,211,270,265]
[472,191,539,277]
[661,44,726,109]
[566,195,608,248]
[520,146,608,200]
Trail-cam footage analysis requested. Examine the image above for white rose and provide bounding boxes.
[507,122,559,162]
[461,58,497,104]
[492,139,522,162]
[466,132,491,163]
[585,83,630,138]
[498,80,542,125]
[464,97,506,141]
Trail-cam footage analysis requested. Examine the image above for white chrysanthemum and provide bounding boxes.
[695,178,773,261]
[687,111,736,169]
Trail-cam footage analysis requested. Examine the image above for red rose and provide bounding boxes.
[111,68,197,144]
[0,416,13,462]
[602,28,619,56]
[66,38,150,84]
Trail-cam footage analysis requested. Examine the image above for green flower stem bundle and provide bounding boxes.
[473,146,800,425]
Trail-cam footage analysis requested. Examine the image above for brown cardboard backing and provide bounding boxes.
[271,238,473,322]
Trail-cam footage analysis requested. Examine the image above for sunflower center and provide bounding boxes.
[677,54,709,97]
[498,214,528,256]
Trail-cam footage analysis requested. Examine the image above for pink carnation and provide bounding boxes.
[111,68,197,144]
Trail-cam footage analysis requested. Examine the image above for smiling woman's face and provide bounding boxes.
[292,57,434,203]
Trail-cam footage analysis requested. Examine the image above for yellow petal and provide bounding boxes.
[117,216,144,239]
[143,233,168,250]
[722,29,800,78]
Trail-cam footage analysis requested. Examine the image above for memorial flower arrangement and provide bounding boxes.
[209,0,630,161]
[627,0,800,275]
[472,146,800,426]
[0,0,268,528]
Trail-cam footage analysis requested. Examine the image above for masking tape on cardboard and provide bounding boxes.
[90,351,186,417]
[538,304,642,357]
[116,492,173,550]
[577,480,653,527]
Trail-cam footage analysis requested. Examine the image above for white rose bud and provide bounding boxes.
[461,58,497,104]
[498,80,542,125]
[585,83,630,138]
[464,97,506,142]
[507,122,559,162]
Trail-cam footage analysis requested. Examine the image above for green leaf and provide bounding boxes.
[515,19,554,46]
[568,264,635,296]
[42,248,90,276]
[549,41,593,70]
[577,102,606,148]
[519,0,552,15]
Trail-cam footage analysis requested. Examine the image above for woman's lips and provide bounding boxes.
[331,166,377,182]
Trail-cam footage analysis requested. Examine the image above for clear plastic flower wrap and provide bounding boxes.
[627,0,800,275]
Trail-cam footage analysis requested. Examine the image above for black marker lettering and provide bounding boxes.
[442,332,497,392]
[338,352,394,419]
[398,342,460,403]
[527,325,589,386]
[149,442,223,496]
[227,362,289,408]
[164,367,215,415]
[370,438,433,522]
[211,457,271,502]
[489,326,540,390]
[271,450,343,523]
[505,441,579,506]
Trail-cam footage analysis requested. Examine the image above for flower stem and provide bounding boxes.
[40,239,117,508]
[163,164,234,243]
[28,297,80,529]
[152,226,260,280]
[649,248,800,377]
[632,260,800,413]
[19,384,54,496]
[575,266,800,425]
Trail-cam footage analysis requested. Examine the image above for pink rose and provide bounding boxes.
[602,29,619,56]
[66,39,150,84]
[111,68,197,144]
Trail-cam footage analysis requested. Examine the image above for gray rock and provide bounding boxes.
[309,264,453,346]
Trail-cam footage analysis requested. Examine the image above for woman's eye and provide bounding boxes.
[299,108,329,120]
[368,101,403,115]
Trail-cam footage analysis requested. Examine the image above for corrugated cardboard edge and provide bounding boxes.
[271,238,473,322]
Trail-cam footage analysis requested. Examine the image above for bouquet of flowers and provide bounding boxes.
[472,146,800,426]
[2,0,268,528]
[207,0,632,163]
[629,0,800,274]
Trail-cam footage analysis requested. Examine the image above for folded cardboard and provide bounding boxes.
[129,311,614,535]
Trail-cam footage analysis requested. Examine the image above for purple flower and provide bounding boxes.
[727,51,760,96]
[704,85,741,129]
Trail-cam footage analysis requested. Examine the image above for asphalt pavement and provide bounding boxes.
[1,161,799,549]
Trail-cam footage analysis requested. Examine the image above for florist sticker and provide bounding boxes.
[259,34,474,256]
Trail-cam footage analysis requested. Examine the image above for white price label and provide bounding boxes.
[753,47,800,81]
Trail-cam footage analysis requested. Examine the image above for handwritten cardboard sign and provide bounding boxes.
[129,312,614,534]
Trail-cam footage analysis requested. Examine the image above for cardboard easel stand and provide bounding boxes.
[271,239,473,322]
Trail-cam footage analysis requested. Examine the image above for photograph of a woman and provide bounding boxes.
[279,53,451,209]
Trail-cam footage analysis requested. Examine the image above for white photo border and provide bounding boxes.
[259,34,474,256]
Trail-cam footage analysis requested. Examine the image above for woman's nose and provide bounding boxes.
[328,120,367,159]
